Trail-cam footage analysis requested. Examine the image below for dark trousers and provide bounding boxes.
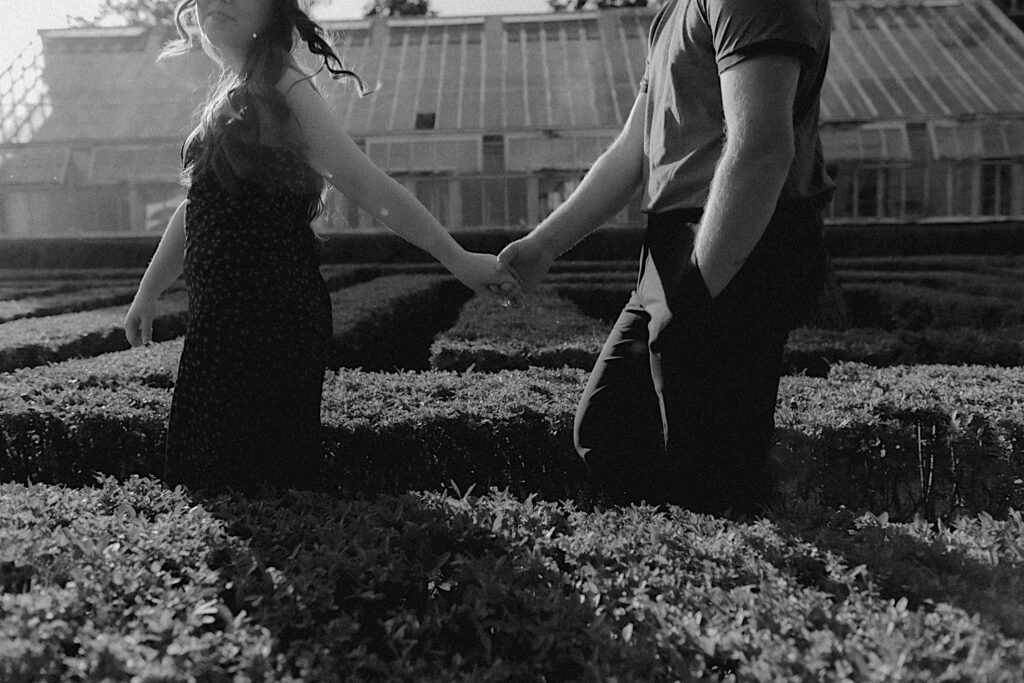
[574,204,828,516]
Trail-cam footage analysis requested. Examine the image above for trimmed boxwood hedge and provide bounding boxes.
[2,341,1023,520]
[0,285,167,325]
[0,291,191,374]
[328,274,472,371]
[430,288,608,372]
[2,476,1024,680]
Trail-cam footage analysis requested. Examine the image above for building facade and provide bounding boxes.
[1,0,1023,237]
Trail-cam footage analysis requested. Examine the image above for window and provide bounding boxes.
[538,175,582,220]
[980,162,1013,216]
[415,177,452,225]
[460,175,528,227]
[414,112,436,130]
[482,135,505,174]
[2,190,54,235]
[827,164,906,219]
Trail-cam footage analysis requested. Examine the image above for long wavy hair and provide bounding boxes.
[159,0,372,226]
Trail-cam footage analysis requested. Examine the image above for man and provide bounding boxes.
[497,0,835,517]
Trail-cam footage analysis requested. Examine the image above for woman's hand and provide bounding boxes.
[450,251,523,305]
[496,234,557,295]
[124,293,158,347]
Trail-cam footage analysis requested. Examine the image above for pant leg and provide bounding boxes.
[643,207,827,516]
[574,289,668,506]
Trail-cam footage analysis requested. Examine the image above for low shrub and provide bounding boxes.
[329,275,471,371]
[0,280,138,302]
[832,254,1024,273]
[3,477,1023,680]
[0,291,190,374]
[556,283,632,324]
[836,270,1024,300]
[430,288,608,372]
[0,285,168,325]
[842,283,1024,330]
[775,362,1024,520]
[3,346,1024,520]
[783,327,1024,376]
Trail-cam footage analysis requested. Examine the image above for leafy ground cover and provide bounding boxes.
[0,291,191,374]
[0,285,167,325]
[2,339,1023,520]
[2,476,1023,681]
[2,255,1024,679]
[431,287,608,372]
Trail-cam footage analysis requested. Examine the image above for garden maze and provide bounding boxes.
[2,256,1023,679]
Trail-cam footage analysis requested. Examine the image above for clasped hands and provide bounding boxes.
[481,234,556,308]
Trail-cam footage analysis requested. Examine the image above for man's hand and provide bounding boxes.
[496,235,558,296]
[450,251,523,304]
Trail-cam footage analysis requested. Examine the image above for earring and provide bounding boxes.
[252,32,258,40]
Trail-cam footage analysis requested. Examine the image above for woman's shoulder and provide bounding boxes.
[276,63,319,98]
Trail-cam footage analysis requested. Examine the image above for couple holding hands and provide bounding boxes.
[125,0,833,518]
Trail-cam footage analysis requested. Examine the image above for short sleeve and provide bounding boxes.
[640,2,675,93]
[703,0,823,74]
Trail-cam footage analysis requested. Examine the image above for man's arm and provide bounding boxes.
[693,53,801,297]
[496,93,645,293]
[520,92,646,256]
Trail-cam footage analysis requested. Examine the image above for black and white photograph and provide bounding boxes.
[1,0,1023,679]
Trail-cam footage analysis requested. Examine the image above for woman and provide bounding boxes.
[124,0,518,491]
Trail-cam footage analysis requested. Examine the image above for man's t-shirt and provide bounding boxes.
[639,0,835,214]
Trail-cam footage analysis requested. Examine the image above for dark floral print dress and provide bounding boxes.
[165,141,332,492]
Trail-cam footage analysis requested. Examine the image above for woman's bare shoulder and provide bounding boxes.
[276,63,318,97]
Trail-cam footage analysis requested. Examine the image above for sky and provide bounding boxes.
[0,0,552,72]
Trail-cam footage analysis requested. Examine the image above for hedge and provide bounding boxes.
[431,284,1024,375]
[842,283,1024,331]
[784,327,1024,376]
[0,285,166,325]
[328,274,471,371]
[837,269,1024,300]
[0,291,191,374]
[4,477,1022,680]
[430,288,608,372]
[2,343,1023,520]
[0,281,139,302]
[832,254,1024,273]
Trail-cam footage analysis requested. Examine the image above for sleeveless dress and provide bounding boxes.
[165,142,333,492]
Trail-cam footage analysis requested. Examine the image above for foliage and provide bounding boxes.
[74,0,329,27]
[71,0,178,27]
[363,0,433,18]
[0,290,189,374]
[549,0,664,11]
[431,287,607,372]
[3,477,1024,680]
[329,274,470,371]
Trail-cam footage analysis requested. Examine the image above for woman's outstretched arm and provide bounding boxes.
[278,72,519,298]
[125,199,186,346]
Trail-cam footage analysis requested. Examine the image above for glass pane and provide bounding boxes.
[950,165,974,216]
[387,141,411,173]
[981,163,1013,216]
[904,165,925,218]
[880,167,903,218]
[461,178,482,226]
[483,138,505,174]
[483,178,506,225]
[926,165,950,216]
[416,178,450,225]
[856,167,879,218]
[827,164,855,218]
[508,177,528,228]
[538,175,581,220]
